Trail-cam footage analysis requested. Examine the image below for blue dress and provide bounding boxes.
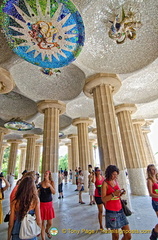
[12,210,37,240]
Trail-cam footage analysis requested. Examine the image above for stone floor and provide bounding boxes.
[0,181,157,240]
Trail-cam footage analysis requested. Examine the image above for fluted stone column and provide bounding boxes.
[24,134,40,171]
[72,118,93,192]
[34,143,42,173]
[84,74,128,196]
[65,142,72,172]
[7,139,22,175]
[89,139,95,168]
[133,119,151,179]
[142,121,156,165]
[132,119,148,167]
[37,100,66,202]
[18,145,26,178]
[0,127,9,171]
[115,104,148,195]
[68,134,79,184]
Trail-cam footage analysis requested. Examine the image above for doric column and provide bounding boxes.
[84,73,129,195]
[18,145,26,178]
[0,127,9,171]
[68,134,79,184]
[7,139,22,175]
[72,118,93,191]
[24,134,40,171]
[34,143,42,172]
[84,73,125,170]
[142,121,156,165]
[115,104,148,195]
[89,139,95,168]
[65,142,72,172]
[132,119,148,168]
[37,100,66,202]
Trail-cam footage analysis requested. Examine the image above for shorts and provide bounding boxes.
[58,183,63,193]
[152,200,158,212]
[79,186,84,191]
[95,196,103,205]
[106,209,129,229]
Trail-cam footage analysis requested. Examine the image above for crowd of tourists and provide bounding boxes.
[0,163,158,239]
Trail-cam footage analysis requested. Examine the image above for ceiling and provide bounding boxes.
[0,0,158,144]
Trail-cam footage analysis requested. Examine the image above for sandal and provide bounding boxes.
[46,232,52,239]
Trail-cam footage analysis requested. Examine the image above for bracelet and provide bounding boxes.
[111,192,115,197]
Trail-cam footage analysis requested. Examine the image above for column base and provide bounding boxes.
[128,168,148,196]
[72,170,76,185]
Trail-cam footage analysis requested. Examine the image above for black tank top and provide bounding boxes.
[39,185,52,202]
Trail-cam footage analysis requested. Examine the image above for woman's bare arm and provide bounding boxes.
[1,177,10,191]
[8,201,15,240]
[34,198,42,228]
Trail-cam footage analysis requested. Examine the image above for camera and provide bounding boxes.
[121,189,125,194]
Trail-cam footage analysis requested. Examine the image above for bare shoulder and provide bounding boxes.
[102,180,107,187]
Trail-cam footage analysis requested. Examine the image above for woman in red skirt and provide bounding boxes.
[39,171,55,240]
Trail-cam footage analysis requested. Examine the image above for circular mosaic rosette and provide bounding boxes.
[1,0,85,68]
[4,120,35,131]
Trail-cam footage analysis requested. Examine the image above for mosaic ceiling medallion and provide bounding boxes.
[4,118,35,131]
[108,5,142,44]
[1,0,85,68]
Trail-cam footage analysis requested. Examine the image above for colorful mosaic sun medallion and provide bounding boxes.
[0,0,85,68]
[4,118,35,131]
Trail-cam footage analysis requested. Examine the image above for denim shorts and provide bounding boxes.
[106,209,129,229]
[152,200,158,212]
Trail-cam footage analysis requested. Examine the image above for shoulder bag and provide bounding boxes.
[19,212,41,239]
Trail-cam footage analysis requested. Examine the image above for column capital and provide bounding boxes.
[142,129,151,134]
[132,119,145,126]
[65,142,71,146]
[37,100,66,115]
[144,120,154,127]
[115,104,137,115]
[7,139,23,144]
[23,134,40,140]
[35,142,42,147]
[92,128,97,134]
[84,73,122,98]
[0,127,10,135]
[0,67,15,94]
[68,134,78,139]
[72,117,93,127]
[89,139,96,144]
[19,144,27,149]
[2,142,9,148]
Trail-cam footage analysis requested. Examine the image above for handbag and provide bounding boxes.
[4,211,10,222]
[19,212,41,239]
[121,199,132,216]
